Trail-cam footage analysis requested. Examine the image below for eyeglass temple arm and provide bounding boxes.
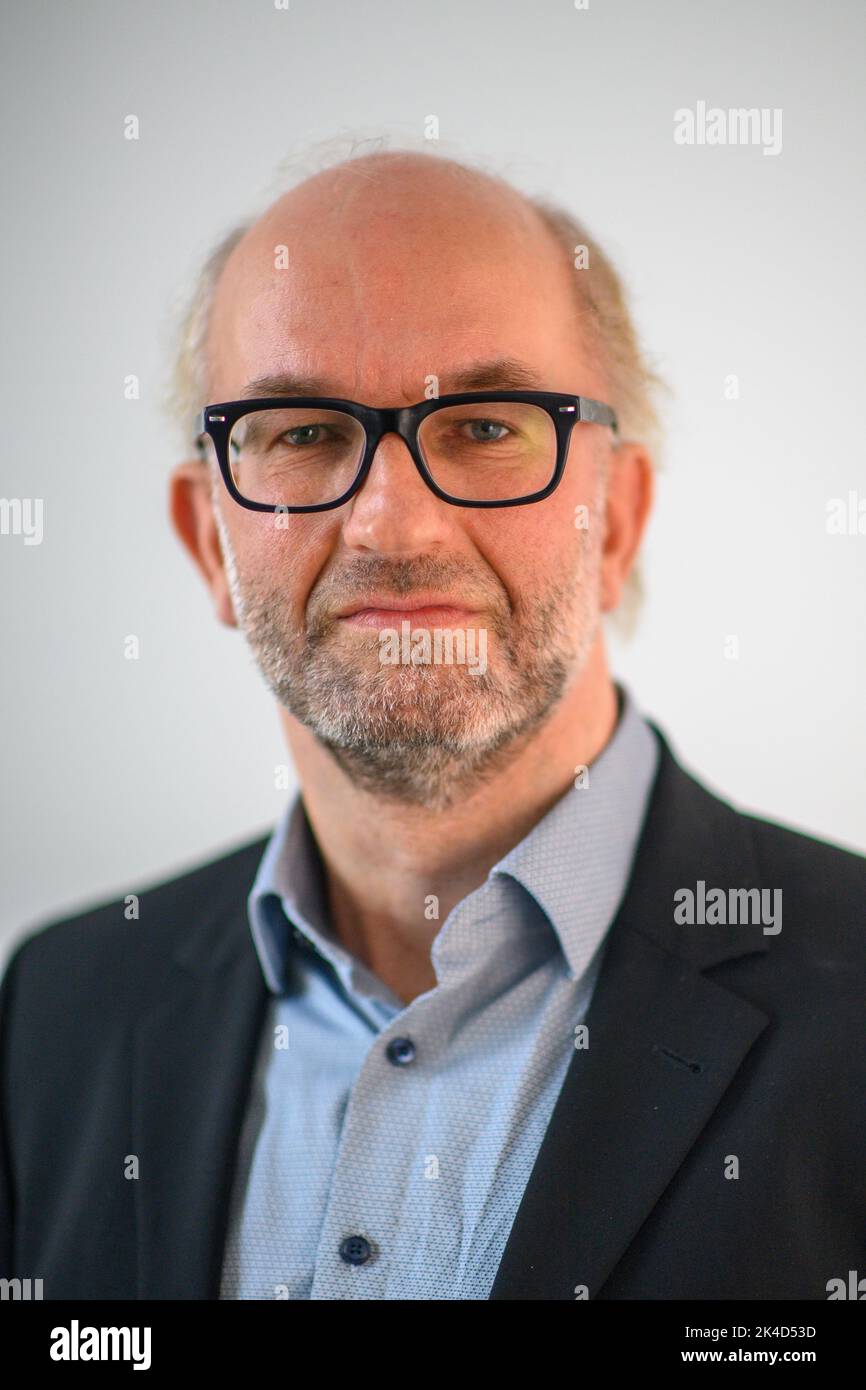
[193,409,210,455]
[578,397,618,432]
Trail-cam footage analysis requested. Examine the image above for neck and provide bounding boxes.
[278,638,618,1003]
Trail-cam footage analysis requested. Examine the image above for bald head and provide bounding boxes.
[205,151,599,412]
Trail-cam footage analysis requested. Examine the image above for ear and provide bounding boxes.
[169,458,238,628]
[599,441,654,613]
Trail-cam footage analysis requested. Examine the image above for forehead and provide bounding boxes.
[206,168,593,401]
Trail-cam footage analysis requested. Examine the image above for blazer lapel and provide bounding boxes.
[133,880,270,1299]
[490,734,774,1299]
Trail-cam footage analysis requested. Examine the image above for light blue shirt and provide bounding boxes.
[219,687,659,1299]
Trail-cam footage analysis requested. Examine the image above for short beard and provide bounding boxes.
[213,479,604,810]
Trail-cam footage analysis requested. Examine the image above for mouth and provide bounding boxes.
[336,596,481,628]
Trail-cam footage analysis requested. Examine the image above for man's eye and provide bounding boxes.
[464,419,510,442]
[284,424,327,446]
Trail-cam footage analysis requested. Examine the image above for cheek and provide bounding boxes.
[467,456,603,613]
[231,510,338,616]
[469,505,571,611]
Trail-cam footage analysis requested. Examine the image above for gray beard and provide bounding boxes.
[214,498,603,810]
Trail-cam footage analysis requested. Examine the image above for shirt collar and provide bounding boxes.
[247,788,350,997]
[247,685,659,995]
[488,686,659,981]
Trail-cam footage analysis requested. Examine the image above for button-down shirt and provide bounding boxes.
[219,687,659,1299]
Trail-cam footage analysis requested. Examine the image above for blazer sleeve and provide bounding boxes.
[0,936,32,1278]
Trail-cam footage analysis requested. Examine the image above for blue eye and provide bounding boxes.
[286,424,326,446]
[466,419,510,442]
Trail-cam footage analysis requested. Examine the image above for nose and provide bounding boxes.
[339,429,460,555]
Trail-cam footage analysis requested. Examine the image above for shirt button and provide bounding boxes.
[339,1235,372,1266]
[386,1036,416,1066]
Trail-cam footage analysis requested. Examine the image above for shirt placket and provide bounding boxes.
[308,988,439,1299]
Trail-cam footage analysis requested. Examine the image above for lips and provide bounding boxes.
[337,592,472,617]
[338,603,478,628]
[337,590,480,618]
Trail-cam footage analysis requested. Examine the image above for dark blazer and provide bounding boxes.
[1,728,864,1300]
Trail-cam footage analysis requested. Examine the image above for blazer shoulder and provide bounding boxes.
[651,724,866,910]
[644,727,865,964]
[742,806,866,915]
[2,828,272,990]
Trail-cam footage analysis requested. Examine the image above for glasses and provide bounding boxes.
[194,390,618,512]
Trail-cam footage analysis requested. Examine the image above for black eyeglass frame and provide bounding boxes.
[194,390,618,513]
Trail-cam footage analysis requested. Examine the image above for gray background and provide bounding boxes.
[2,0,864,961]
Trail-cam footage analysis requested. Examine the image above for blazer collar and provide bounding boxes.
[624,723,773,970]
[134,840,271,1298]
[489,729,773,1299]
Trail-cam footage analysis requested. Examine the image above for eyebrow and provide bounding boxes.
[238,358,547,401]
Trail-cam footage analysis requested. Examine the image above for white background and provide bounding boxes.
[1,0,864,960]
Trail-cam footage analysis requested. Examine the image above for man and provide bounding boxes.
[1,149,864,1302]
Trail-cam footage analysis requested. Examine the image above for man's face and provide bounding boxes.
[194,160,627,807]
